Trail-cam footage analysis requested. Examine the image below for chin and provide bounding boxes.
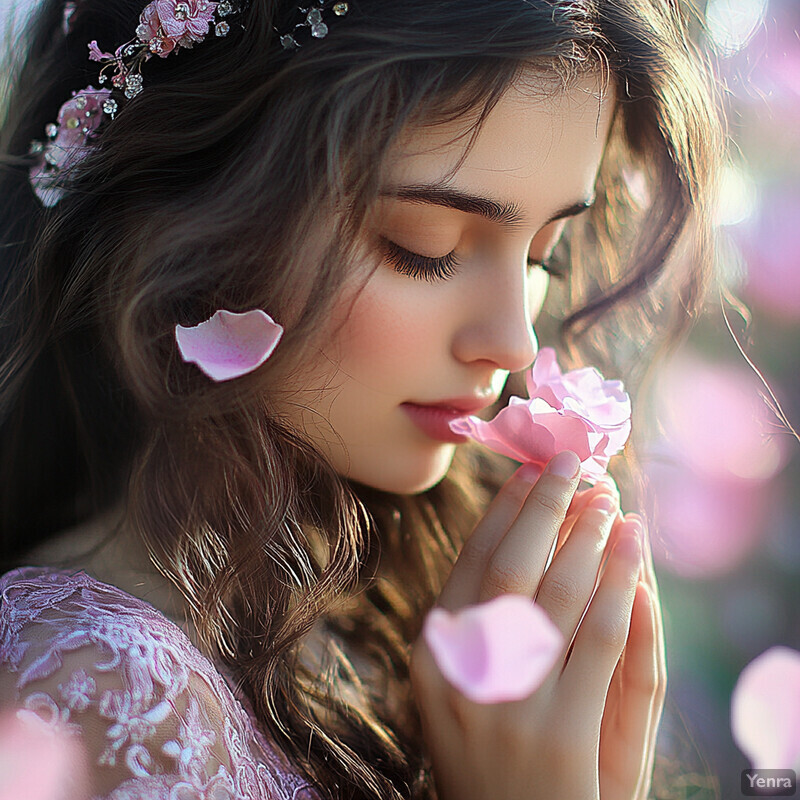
[344,444,458,495]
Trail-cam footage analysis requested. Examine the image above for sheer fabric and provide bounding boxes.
[0,567,323,800]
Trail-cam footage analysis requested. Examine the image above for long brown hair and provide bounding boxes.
[0,1,722,798]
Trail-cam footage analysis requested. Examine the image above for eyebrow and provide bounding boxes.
[380,184,594,228]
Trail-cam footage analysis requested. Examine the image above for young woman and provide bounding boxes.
[0,0,721,798]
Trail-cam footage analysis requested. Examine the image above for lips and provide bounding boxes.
[400,395,499,443]
[407,395,499,414]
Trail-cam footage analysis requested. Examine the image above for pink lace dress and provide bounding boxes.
[0,566,323,800]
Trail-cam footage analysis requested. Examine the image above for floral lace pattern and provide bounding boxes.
[0,567,322,800]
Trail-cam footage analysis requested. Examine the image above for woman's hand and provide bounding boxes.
[598,514,667,800]
[409,452,643,800]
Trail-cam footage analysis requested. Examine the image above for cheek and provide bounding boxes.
[327,274,439,389]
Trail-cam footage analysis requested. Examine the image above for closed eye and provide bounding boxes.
[380,238,460,282]
[381,237,567,282]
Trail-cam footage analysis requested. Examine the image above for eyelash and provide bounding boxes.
[381,238,460,282]
[381,238,565,283]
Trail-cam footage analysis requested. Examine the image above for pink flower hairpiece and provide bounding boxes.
[449,348,632,483]
[29,0,247,207]
[27,0,350,207]
[175,308,284,381]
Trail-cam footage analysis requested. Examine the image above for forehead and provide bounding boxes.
[384,70,616,225]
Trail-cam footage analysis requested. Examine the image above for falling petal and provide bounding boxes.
[423,594,564,704]
[731,646,800,769]
[175,308,283,381]
[0,710,88,800]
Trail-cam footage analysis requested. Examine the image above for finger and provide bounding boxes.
[619,583,659,742]
[598,582,655,800]
[436,462,542,612]
[533,492,619,650]
[636,580,667,800]
[558,519,642,718]
[596,510,631,577]
[555,482,620,559]
[476,451,582,604]
[624,514,667,701]
[625,513,656,592]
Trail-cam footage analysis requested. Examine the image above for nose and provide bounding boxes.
[450,260,540,374]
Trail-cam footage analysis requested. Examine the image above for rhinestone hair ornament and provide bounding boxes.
[28,0,350,207]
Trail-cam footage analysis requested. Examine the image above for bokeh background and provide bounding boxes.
[638,2,800,796]
[1,0,798,797]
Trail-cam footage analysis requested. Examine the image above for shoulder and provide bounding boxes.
[0,566,321,800]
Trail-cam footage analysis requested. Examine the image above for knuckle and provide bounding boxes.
[527,490,567,518]
[457,538,490,574]
[588,608,628,651]
[539,571,581,614]
[482,559,531,597]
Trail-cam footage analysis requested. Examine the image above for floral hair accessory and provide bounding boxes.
[422,595,564,704]
[28,86,112,207]
[175,309,284,381]
[449,348,632,484]
[275,0,350,51]
[28,0,247,207]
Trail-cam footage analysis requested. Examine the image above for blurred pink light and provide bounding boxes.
[645,354,788,578]
[737,188,800,321]
[723,6,800,110]
[658,356,786,482]
[647,459,767,578]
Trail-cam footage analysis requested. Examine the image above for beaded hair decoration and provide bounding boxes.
[28,0,350,207]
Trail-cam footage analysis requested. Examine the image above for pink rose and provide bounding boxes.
[423,595,563,704]
[175,308,284,381]
[449,347,631,483]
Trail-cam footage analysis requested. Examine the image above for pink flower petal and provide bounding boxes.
[87,40,115,61]
[450,406,560,465]
[423,595,564,704]
[731,646,800,769]
[452,348,631,483]
[175,309,283,381]
[28,161,66,207]
[526,346,564,407]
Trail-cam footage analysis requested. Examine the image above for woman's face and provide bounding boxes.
[285,71,615,494]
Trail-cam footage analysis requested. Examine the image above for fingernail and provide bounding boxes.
[617,532,641,561]
[627,518,643,542]
[548,451,581,480]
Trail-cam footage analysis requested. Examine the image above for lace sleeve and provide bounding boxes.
[0,567,322,800]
